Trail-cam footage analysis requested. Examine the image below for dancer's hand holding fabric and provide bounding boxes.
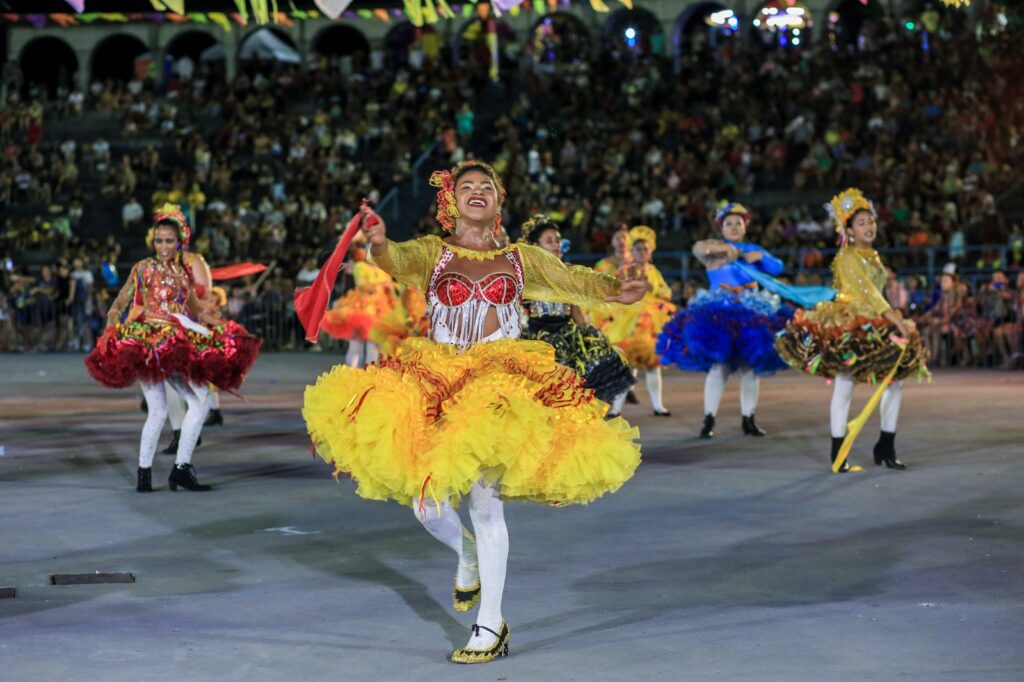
[361,206,386,249]
[693,239,739,269]
[605,267,647,304]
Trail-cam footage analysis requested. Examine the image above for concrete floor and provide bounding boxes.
[1,353,1022,681]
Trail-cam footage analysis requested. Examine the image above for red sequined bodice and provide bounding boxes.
[133,258,192,320]
[435,272,519,307]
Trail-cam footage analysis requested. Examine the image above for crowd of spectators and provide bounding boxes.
[1,10,1022,365]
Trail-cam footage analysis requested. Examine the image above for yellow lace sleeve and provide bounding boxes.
[517,244,622,310]
[369,236,440,291]
[834,249,891,317]
[647,266,672,301]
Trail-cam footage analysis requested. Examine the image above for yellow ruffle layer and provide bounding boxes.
[303,337,641,506]
[603,297,676,369]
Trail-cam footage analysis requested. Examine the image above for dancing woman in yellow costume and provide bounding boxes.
[303,161,646,663]
[775,189,928,473]
[604,226,677,416]
[319,238,396,368]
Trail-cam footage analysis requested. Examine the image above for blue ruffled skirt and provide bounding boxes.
[657,288,794,374]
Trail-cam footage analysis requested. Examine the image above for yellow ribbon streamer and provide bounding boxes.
[832,341,908,473]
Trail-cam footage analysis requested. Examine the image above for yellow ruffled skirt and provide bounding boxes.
[603,297,677,369]
[303,337,641,507]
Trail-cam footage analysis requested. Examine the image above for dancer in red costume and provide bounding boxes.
[85,205,260,492]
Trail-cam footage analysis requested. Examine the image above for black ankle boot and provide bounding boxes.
[204,409,224,427]
[742,414,766,437]
[137,467,153,493]
[168,463,211,491]
[699,414,715,439]
[873,431,906,470]
[830,436,856,473]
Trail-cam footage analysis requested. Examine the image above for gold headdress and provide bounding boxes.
[628,225,658,252]
[826,188,875,246]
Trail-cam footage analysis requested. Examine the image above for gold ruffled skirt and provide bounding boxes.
[775,300,929,383]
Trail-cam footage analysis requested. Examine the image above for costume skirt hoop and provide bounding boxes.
[658,289,793,374]
[774,309,929,383]
[85,319,261,390]
[303,337,641,507]
[522,316,635,404]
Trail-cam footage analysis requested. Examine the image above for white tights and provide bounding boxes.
[345,338,380,369]
[415,481,507,649]
[830,375,904,437]
[139,378,210,468]
[609,390,628,416]
[645,367,666,413]
[704,364,759,417]
[168,385,219,431]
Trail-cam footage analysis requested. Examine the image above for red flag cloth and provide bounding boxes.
[294,208,376,343]
[210,263,268,281]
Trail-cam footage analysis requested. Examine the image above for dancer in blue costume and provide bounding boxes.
[658,202,794,438]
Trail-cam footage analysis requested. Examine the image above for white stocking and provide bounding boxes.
[413,498,478,587]
[464,482,508,649]
[739,369,759,417]
[880,380,904,433]
[166,384,186,431]
[830,375,856,438]
[704,364,728,416]
[138,381,168,468]
[609,390,628,416]
[645,367,665,413]
[345,338,365,368]
[167,377,210,466]
[364,341,380,366]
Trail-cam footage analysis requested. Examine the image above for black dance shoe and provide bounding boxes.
[168,464,211,491]
[449,622,510,664]
[873,431,906,470]
[831,436,863,474]
[204,409,224,427]
[137,467,153,493]
[699,414,715,439]
[742,414,766,437]
[453,579,481,612]
[653,409,672,417]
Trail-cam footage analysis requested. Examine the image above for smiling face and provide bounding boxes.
[846,210,877,246]
[632,239,651,265]
[719,214,747,242]
[152,224,180,262]
[536,227,562,257]
[454,168,500,226]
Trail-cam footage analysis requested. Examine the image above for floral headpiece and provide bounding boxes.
[629,225,658,252]
[519,213,556,244]
[428,160,507,232]
[714,201,750,226]
[825,188,876,247]
[151,202,191,248]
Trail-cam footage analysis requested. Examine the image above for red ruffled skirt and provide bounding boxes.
[85,318,261,390]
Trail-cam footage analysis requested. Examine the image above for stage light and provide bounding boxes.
[905,21,915,30]
[793,37,801,45]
